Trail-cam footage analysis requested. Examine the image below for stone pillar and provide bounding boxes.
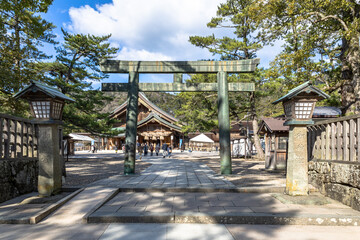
[37,123,62,196]
[286,125,308,195]
[217,71,232,175]
[124,71,139,174]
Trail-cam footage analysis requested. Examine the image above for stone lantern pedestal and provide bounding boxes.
[286,125,308,195]
[36,122,63,196]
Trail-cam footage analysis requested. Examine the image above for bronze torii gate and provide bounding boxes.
[100,59,259,175]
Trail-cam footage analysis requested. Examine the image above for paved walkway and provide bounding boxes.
[1,152,360,239]
[90,153,235,189]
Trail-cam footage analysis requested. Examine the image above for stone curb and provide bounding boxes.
[82,188,120,223]
[0,188,83,224]
[29,188,84,224]
[114,187,286,193]
[87,212,360,226]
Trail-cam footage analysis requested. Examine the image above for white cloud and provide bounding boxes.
[116,47,173,61]
[67,0,224,60]
[257,40,285,68]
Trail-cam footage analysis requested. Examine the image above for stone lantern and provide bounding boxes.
[273,81,329,195]
[14,80,74,121]
[274,81,329,126]
[14,80,74,196]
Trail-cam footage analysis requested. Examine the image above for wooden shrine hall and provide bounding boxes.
[109,92,182,149]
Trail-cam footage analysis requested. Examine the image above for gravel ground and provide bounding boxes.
[63,153,151,188]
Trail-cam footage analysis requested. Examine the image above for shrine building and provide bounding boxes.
[108,92,182,149]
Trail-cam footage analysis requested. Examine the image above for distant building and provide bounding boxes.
[258,106,341,170]
[188,121,254,153]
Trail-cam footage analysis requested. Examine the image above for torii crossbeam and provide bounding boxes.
[100,59,259,175]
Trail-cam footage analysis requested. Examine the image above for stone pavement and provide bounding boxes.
[89,153,235,189]
[1,151,360,239]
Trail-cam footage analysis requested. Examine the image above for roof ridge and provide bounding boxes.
[139,92,178,122]
[137,112,181,130]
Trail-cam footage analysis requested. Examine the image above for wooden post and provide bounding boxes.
[350,119,355,161]
[343,120,349,161]
[331,122,336,160]
[337,122,342,160]
[5,119,10,158]
[217,71,231,174]
[124,71,139,174]
[325,124,331,160]
[20,121,24,157]
[307,127,312,160]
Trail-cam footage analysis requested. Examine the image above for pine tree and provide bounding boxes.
[185,0,270,158]
[252,0,360,114]
[37,29,119,134]
[0,0,56,115]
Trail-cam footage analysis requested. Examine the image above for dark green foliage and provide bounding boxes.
[37,29,119,135]
[175,74,219,134]
[0,0,56,116]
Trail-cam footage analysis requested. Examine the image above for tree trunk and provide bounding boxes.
[249,92,264,159]
[252,116,264,159]
[341,37,356,115]
[348,34,360,114]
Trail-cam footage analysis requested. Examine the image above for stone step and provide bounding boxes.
[83,190,360,226]
[87,211,360,226]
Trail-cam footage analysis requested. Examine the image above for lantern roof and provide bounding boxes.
[14,80,75,102]
[272,81,329,105]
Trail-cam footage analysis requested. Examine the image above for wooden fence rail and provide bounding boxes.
[0,113,38,160]
[308,114,360,162]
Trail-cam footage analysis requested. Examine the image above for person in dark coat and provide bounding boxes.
[162,143,168,158]
[150,143,154,156]
[155,143,160,156]
[144,143,148,156]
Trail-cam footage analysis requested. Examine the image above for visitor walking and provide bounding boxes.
[168,146,172,158]
[139,143,144,160]
[137,142,140,153]
[91,145,95,153]
[144,143,148,156]
[162,142,168,158]
[155,143,160,156]
[150,143,154,156]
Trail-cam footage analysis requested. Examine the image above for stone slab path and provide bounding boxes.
[89,155,235,189]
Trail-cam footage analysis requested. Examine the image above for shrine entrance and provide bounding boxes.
[100,59,259,175]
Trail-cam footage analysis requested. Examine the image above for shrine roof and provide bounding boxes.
[272,81,329,104]
[258,117,289,134]
[14,80,74,102]
[137,112,182,131]
[110,92,178,122]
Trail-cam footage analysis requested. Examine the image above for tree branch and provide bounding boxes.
[309,11,349,32]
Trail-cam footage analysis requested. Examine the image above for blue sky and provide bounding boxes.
[43,0,281,89]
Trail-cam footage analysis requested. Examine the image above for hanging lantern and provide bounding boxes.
[152,136,156,140]
[144,136,149,140]
[160,136,164,140]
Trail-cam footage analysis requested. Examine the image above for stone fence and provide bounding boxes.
[308,114,360,211]
[0,113,38,203]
